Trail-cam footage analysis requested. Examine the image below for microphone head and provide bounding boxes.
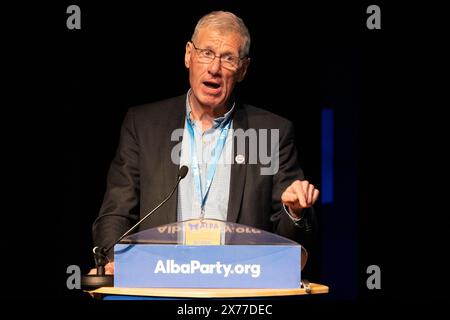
[178,166,189,179]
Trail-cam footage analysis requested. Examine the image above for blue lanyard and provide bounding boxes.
[186,116,231,215]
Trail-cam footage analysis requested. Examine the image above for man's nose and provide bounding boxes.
[207,56,221,75]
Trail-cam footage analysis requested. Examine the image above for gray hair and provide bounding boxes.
[191,11,251,57]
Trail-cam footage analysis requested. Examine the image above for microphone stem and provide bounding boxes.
[97,265,105,276]
[104,176,182,253]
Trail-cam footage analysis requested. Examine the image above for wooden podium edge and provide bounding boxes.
[89,283,329,298]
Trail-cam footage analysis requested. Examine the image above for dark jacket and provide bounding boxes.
[93,94,316,256]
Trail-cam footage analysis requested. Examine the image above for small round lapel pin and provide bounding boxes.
[235,154,245,164]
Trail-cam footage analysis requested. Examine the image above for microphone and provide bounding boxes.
[81,165,189,290]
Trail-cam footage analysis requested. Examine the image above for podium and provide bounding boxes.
[87,219,328,299]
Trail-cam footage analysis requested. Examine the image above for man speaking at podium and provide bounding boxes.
[91,11,319,275]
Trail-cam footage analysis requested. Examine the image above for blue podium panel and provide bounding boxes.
[115,244,300,288]
[114,219,307,289]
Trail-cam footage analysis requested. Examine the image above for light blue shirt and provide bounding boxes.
[177,91,234,221]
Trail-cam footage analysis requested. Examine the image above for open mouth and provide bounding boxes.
[203,81,221,89]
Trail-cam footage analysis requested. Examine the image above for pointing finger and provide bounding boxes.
[312,189,320,204]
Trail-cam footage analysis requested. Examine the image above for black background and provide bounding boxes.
[3,0,448,306]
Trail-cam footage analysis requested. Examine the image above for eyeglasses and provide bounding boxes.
[190,41,246,71]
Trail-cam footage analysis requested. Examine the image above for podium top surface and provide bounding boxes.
[90,283,329,298]
[121,218,301,246]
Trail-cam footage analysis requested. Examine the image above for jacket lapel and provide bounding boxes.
[164,95,186,224]
[227,103,248,223]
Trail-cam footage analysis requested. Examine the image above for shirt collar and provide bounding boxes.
[185,89,234,129]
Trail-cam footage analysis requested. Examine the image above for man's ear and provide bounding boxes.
[236,58,250,82]
[185,42,192,69]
